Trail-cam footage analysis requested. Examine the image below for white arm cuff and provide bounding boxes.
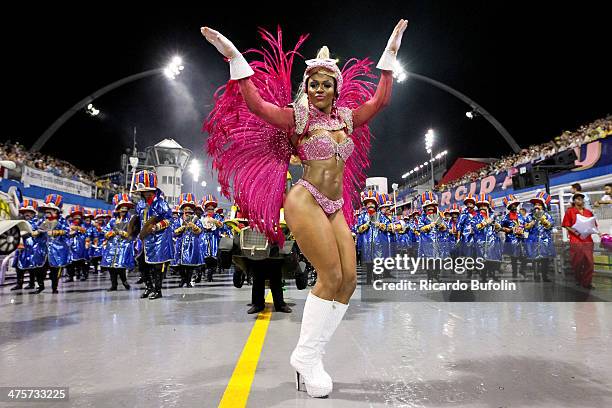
[376,49,397,71]
[229,53,255,80]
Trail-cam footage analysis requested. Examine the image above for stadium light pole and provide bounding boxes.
[391,61,520,154]
[189,159,200,194]
[425,129,435,188]
[31,56,185,152]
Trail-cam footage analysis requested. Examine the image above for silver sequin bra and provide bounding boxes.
[297,132,355,163]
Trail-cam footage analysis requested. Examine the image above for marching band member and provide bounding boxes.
[91,209,107,274]
[101,194,135,291]
[191,201,205,283]
[216,207,232,238]
[437,207,452,260]
[133,170,174,300]
[457,193,478,260]
[501,194,527,279]
[172,205,180,222]
[407,208,421,257]
[104,209,113,225]
[394,209,410,256]
[417,191,446,282]
[444,204,461,257]
[443,208,452,223]
[67,205,89,281]
[34,194,70,294]
[524,192,555,282]
[173,193,204,288]
[84,210,104,273]
[194,200,204,218]
[377,193,394,259]
[357,191,386,285]
[353,205,365,266]
[11,199,45,291]
[200,194,223,282]
[83,210,97,274]
[473,194,502,282]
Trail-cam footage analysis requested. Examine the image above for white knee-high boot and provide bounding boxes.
[295,301,349,393]
[290,291,335,398]
[319,301,348,360]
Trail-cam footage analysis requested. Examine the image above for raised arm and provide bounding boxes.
[237,79,295,132]
[353,70,393,128]
[353,19,408,128]
[201,27,294,132]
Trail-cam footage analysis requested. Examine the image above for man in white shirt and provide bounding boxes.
[594,183,611,207]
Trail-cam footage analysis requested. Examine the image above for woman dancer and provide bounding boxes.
[201,19,407,397]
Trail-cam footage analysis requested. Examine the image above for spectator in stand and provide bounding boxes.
[0,141,123,205]
[433,116,611,191]
[594,183,612,207]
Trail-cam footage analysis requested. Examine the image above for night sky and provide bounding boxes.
[7,2,609,192]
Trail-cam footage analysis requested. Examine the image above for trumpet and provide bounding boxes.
[38,219,58,233]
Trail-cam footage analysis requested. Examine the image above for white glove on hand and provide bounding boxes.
[377,19,408,71]
[201,26,254,80]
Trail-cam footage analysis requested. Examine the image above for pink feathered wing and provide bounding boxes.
[337,58,378,228]
[204,27,308,245]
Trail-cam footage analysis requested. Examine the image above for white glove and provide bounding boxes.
[376,19,408,71]
[201,26,254,80]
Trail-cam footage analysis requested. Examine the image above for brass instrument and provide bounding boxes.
[38,219,58,233]
[184,214,199,231]
[112,216,130,239]
[138,216,159,240]
[202,216,217,230]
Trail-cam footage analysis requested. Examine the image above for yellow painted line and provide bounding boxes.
[218,291,274,408]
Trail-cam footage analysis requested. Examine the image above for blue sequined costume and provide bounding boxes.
[173,216,205,266]
[524,211,556,259]
[101,214,136,269]
[473,212,503,261]
[135,189,174,263]
[500,213,527,257]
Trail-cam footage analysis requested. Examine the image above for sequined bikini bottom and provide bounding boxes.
[296,178,344,215]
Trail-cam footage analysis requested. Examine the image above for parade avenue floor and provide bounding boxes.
[1,268,612,408]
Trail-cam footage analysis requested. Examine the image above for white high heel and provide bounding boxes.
[291,353,332,397]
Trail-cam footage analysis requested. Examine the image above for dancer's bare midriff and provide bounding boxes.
[298,129,348,201]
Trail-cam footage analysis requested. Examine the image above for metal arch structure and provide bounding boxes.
[30,68,521,154]
[408,72,521,153]
[31,68,163,152]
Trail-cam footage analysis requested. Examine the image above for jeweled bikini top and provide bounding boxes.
[294,102,355,164]
[297,132,354,163]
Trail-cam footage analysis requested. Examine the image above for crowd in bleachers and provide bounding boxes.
[1,141,96,184]
[435,116,612,191]
[1,141,124,202]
